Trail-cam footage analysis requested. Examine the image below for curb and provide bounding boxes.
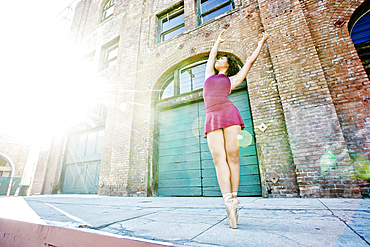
[0,217,175,247]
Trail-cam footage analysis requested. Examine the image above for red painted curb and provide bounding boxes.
[0,218,173,247]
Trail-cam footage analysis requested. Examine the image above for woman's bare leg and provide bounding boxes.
[223,125,241,197]
[206,129,231,194]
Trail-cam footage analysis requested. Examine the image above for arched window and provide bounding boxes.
[101,0,115,22]
[161,79,174,99]
[349,0,370,77]
[160,60,207,100]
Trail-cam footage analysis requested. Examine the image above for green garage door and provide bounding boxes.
[62,128,104,194]
[158,90,261,196]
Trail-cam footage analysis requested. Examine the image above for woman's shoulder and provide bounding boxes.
[205,74,217,81]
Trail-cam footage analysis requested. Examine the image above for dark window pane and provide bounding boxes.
[163,25,185,41]
[163,12,184,32]
[202,4,232,22]
[201,0,229,13]
[162,80,174,99]
[351,11,370,44]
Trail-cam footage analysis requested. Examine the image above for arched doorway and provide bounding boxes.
[0,153,21,196]
[349,0,370,78]
[154,56,262,197]
[0,154,12,177]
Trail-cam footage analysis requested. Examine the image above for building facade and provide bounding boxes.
[31,0,370,198]
[0,133,31,195]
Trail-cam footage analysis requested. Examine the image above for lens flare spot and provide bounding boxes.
[238,130,253,147]
[320,149,337,175]
[119,102,127,112]
[350,153,370,180]
[192,117,203,138]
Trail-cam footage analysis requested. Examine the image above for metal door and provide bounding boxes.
[157,90,261,196]
[62,128,104,194]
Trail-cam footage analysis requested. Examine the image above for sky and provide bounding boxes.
[0,1,100,142]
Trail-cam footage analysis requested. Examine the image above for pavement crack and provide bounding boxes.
[317,199,370,246]
[88,211,158,230]
[263,230,311,247]
[190,206,245,241]
[190,217,227,241]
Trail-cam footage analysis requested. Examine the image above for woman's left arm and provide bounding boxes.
[230,32,269,90]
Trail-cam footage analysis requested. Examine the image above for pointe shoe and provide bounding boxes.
[223,193,238,229]
[233,197,239,225]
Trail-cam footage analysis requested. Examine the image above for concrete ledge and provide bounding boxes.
[0,217,173,247]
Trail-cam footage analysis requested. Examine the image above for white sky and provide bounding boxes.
[0,1,99,141]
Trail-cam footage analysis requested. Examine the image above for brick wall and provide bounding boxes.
[302,1,370,156]
[107,0,298,197]
[33,0,369,198]
[257,0,366,197]
[301,0,370,197]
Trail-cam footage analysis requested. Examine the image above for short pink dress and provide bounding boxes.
[203,74,245,138]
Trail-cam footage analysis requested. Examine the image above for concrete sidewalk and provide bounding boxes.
[0,195,369,246]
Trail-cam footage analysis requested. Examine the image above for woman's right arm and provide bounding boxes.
[205,30,226,80]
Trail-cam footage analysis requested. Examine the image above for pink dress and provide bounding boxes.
[203,74,245,138]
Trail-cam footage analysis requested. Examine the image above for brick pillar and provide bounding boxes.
[30,135,54,195]
[98,1,144,197]
[184,0,198,31]
[257,0,361,197]
[234,2,299,197]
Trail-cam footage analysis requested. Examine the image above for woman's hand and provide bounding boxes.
[231,31,269,88]
[217,30,226,43]
[259,32,269,44]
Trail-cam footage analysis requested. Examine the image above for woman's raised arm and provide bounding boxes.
[205,30,226,80]
[230,32,269,90]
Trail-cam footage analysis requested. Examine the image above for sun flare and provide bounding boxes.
[0,1,103,141]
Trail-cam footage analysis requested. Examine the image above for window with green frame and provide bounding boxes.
[100,37,120,71]
[160,61,207,100]
[101,0,115,22]
[158,5,185,42]
[198,0,234,24]
[104,44,118,68]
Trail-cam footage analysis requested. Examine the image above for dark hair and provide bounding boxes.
[215,54,239,77]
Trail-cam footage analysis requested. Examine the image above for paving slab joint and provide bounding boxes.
[317,199,370,246]
[190,206,245,241]
[88,211,158,230]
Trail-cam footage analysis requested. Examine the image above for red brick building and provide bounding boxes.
[31,0,370,198]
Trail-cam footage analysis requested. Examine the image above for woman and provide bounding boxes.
[203,29,269,228]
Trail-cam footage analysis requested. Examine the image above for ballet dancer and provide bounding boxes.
[203,29,269,228]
